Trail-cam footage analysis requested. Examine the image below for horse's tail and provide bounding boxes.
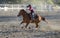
[41,16,45,21]
[41,16,48,23]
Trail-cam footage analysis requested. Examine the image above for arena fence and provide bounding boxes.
[0,4,59,12]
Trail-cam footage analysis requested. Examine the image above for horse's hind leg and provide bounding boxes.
[35,23,39,28]
[34,23,39,30]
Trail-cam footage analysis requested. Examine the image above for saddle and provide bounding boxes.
[28,13,38,20]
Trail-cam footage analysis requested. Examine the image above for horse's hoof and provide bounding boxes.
[29,27,31,29]
[21,27,23,28]
[6,37,8,38]
[35,28,38,31]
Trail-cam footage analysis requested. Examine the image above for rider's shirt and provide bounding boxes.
[27,6,34,14]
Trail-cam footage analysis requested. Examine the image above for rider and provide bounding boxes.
[26,4,35,20]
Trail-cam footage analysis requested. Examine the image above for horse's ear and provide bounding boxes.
[19,9,24,12]
[21,9,25,11]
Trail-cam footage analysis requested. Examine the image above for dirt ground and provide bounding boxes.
[0,10,60,38]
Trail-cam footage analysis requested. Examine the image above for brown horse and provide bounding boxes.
[17,9,48,29]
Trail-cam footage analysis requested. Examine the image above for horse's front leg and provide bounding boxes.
[20,21,24,29]
[25,23,29,28]
[20,21,24,24]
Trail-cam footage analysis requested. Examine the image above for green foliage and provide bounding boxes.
[57,1,60,4]
[57,2,60,5]
[52,0,60,5]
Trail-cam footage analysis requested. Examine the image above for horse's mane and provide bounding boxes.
[20,9,31,19]
[20,9,26,13]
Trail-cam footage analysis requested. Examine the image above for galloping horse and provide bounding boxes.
[17,9,48,29]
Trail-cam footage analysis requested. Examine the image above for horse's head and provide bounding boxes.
[17,9,26,17]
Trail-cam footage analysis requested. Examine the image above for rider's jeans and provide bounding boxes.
[32,13,35,20]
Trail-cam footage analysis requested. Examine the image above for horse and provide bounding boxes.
[17,9,48,29]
